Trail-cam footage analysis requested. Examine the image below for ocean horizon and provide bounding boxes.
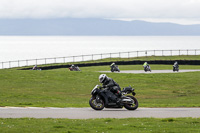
[1,36,200,63]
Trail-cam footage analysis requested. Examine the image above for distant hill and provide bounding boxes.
[0,18,200,35]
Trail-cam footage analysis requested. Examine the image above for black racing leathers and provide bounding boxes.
[102,78,121,98]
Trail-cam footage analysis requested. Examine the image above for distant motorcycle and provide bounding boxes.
[110,65,120,72]
[69,66,81,71]
[32,66,42,70]
[173,65,179,72]
[89,85,138,110]
[144,65,151,72]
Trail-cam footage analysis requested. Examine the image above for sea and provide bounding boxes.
[0,36,200,68]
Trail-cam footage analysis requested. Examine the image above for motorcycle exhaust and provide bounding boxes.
[121,98,133,103]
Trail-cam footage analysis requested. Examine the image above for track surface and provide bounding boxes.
[0,107,200,119]
[100,69,200,74]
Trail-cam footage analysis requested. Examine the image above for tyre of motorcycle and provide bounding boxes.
[144,66,147,72]
[123,96,138,110]
[89,97,105,110]
[116,67,120,72]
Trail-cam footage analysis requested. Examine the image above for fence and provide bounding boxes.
[1,49,200,69]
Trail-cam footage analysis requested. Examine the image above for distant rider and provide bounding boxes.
[143,62,150,69]
[32,65,37,70]
[110,62,116,70]
[99,74,122,101]
[71,64,76,70]
[173,61,179,68]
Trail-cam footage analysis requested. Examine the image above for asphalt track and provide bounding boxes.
[0,107,200,119]
[99,69,200,74]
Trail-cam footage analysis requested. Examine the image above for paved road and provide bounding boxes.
[0,107,200,119]
[100,69,200,74]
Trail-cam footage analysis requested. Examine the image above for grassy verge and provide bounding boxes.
[0,118,200,133]
[1,65,200,107]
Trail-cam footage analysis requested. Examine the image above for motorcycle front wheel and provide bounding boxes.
[123,96,138,110]
[89,97,105,110]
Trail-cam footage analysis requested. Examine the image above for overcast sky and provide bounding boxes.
[0,0,200,25]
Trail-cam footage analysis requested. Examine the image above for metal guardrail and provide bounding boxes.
[0,49,200,69]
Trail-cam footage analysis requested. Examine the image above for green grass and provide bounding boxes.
[0,118,200,133]
[1,65,200,107]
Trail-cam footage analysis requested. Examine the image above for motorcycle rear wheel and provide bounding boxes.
[89,97,105,110]
[123,96,138,110]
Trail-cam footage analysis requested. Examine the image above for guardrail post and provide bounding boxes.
[154,50,155,56]
[119,52,121,58]
[2,62,3,69]
[82,55,84,61]
[179,50,180,56]
[195,49,196,55]
[18,60,20,67]
[137,51,138,58]
[171,50,172,56]
[63,57,65,63]
[54,58,56,63]
[101,54,102,60]
[26,60,28,66]
[9,61,11,68]
[187,50,188,56]
[92,55,93,61]
[73,56,75,62]
[128,52,130,59]
[110,53,111,59]
[36,59,37,65]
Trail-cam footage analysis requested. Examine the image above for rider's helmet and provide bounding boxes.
[72,64,74,67]
[99,74,108,83]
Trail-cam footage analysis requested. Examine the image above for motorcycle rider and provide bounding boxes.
[173,61,179,71]
[71,64,76,70]
[99,74,122,102]
[173,61,179,68]
[32,65,37,70]
[143,62,150,69]
[110,62,115,67]
[110,62,116,71]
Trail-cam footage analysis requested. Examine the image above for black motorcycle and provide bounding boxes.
[173,65,179,72]
[110,65,120,72]
[144,65,151,72]
[89,85,138,110]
